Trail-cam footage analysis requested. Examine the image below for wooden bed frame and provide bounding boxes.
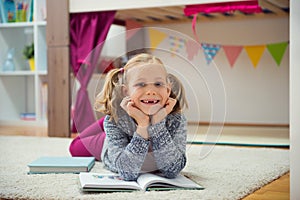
[45,0,295,138]
[46,0,225,137]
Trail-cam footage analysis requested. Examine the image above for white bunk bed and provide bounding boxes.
[47,0,290,137]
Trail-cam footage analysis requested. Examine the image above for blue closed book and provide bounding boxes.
[28,157,95,174]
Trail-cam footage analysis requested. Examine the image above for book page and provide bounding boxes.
[79,173,142,191]
[137,173,203,191]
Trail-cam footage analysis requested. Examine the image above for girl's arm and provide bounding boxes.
[103,116,150,181]
[149,113,187,178]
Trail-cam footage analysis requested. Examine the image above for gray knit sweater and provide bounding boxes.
[101,112,187,181]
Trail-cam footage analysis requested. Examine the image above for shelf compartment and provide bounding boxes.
[0,26,34,71]
[0,76,35,121]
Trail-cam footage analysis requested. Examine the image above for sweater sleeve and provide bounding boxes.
[148,113,187,178]
[103,116,150,181]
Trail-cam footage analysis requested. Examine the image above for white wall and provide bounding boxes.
[290,0,300,199]
[144,17,289,125]
[101,25,126,58]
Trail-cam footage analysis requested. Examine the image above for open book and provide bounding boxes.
[79,172,204,192]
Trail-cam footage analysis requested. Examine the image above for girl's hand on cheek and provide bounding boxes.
[152,98,177,124]
[127,102,150,126]
[120,96,131,113]
[120,97,149,127]
[165,97,177,115]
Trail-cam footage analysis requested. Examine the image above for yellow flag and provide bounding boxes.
[148,28,167,50]
[244,45,266,68]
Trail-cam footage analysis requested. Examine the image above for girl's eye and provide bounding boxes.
[154,82,165,87]
[134,82,146,88]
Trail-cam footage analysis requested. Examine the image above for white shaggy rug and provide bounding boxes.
[0,135,289,200]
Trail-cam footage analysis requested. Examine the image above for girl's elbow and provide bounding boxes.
[162,159,187,178]
[164,171,179,179]
[120,171,139,181]
[116,161,140,181]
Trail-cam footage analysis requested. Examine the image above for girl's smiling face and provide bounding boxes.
[124,63,171,115]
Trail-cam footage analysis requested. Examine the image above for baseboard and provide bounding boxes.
[188,121,289,128]
[0,124,47,137]
[187,141,289,148]
[187,124,290,147]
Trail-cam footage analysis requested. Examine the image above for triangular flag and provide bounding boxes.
[126,19,143,40]
[223,45,243,68]
[244,45,266,68]
[201,43,221,65]
[186,39,201,61]
[148,28,167,50]
[266,42,288,66]
[168,35,186,56]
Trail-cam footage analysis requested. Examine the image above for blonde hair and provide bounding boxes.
[167,73,188,113]
[95,53,187,122]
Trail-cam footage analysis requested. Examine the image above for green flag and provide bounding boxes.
[267,42,288,66]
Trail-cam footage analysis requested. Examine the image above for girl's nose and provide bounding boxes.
[146,88,157,95]
[146,90,156,95]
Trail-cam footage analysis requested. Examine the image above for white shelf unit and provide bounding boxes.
[0,0,47,126]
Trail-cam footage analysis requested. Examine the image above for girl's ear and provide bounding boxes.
[122,84,129,96]
[166,83,171,96]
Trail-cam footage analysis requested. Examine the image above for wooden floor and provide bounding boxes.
[0,125,290,200]
[243,172,289,200]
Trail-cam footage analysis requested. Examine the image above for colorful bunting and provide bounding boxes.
[201,43,221,64]
[267,42,288,66]
[223,45,243,68]
[186,39,201,61]
[148,28,167,50]
[145,29,288,67]
[244,45,266,68]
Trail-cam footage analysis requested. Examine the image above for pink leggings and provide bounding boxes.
[69,117,106,161]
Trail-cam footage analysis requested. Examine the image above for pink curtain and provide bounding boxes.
[70,11,116,133]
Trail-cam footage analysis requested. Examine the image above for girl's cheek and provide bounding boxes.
[161,98,168,106]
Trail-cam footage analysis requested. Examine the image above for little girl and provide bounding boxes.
[70,53,188,181]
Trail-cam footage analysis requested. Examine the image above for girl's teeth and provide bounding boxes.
[143,100,158,104]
